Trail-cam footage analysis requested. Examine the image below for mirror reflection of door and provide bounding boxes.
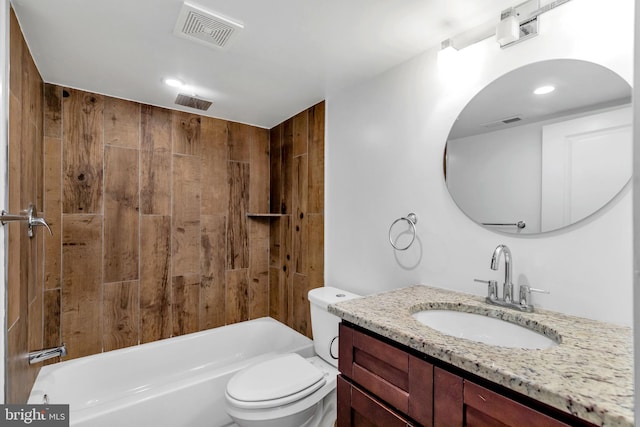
[540,106,632,232]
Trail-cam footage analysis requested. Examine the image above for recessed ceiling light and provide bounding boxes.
[533,85,555,95]
[164,78,184,88]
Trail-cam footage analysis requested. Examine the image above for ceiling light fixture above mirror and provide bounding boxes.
[438,0,572,56]
[496,8,520,46]
[438,39,459,63]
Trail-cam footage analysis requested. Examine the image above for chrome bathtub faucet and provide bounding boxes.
[475,245,549,313]
[28,344,67,365]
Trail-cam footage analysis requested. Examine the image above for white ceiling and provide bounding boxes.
[12,0,516,128]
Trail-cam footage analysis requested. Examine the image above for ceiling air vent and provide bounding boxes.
[501,116,522,124]
[173,2,243,49]
[175,94,213,111]
[482,115,523,129]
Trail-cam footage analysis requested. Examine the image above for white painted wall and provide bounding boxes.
[326,0,634,326]
[632,0,640,418]
[0,0,9,403]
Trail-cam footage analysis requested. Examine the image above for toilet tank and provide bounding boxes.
[308,287,361,367]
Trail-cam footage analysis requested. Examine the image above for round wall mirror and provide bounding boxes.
[444,59,632,234]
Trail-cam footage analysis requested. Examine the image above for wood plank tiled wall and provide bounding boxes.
[8,4,326,401]
[7,8,45,403]
[41,84,274,361]
[269,102,325,337]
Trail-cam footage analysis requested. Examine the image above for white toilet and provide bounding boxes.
[225,287,361,427]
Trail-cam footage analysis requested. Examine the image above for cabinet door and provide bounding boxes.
[434,367,463,426]
[337,375,416,427]
[339,323,434,425]
[464,381,571,427]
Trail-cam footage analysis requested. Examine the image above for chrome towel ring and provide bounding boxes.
[389,213,417,251]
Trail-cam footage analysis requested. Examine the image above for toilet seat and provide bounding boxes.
[226,354,327,410]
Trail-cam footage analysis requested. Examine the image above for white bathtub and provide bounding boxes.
[28,317,315,427]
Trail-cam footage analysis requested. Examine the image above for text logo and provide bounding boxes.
[1,405,69,426]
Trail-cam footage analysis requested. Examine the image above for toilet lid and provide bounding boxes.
[226,354,325,404]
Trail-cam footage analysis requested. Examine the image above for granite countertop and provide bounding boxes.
[328,285,633,427]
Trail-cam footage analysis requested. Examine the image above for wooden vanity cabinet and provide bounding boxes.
[463,381,570,427]
[337,376,418,427]
[433,367,463,426]
[337,321,433,425]
[337,322,591,427]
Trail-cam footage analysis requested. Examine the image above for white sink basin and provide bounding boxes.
[412,310,558,350]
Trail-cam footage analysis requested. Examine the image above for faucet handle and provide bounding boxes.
[29,216,53,237]
[474,279,498,300]
[25,204,53,238]
[519,285,549,307]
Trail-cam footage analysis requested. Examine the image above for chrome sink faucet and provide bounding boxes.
[491,244,514,303]
[475,244,548,312]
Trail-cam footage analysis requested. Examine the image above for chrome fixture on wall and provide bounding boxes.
[388,213,418,251]
[481,221,526,229]
[475,244,549,312]
[0,203,52,238]
[28,344,67,365]
[491,244,515,303]
[438,0,573,55]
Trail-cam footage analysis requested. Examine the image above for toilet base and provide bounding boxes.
[228,403,317,427]
[227,389,336,427]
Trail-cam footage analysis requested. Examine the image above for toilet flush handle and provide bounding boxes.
[329,336,339,359]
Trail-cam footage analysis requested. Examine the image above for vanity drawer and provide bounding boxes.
[337,375,417,427]
[464,381,571,427]
[339,323,433,426]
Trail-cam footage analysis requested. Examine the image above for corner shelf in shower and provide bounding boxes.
[246,213,290,218]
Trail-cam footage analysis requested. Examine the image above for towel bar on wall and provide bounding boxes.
[481,221,526,229]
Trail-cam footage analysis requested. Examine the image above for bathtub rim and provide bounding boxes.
[28,316,315,424]
[33,316,311,377]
